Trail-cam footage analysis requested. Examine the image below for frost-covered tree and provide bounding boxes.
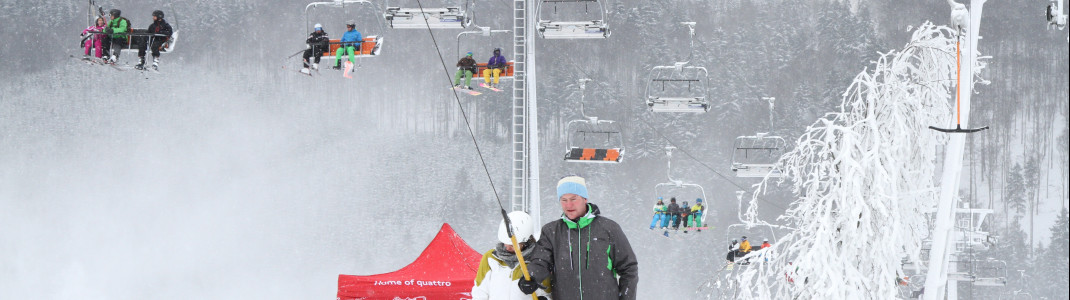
[733,23,959,299]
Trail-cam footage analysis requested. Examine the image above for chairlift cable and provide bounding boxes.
[556,42,788,212]
[636,115,789,213]
[414,0,504,211]
[415,2,538,290]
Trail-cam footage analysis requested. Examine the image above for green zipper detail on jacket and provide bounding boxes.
[578,224,583,300]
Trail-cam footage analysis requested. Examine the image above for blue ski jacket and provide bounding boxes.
[340,29,363,46]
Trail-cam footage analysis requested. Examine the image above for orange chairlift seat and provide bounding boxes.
[565,147,621,162]
[319,36,384,58]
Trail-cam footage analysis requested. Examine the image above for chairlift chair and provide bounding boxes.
[564,119,624,163]
[1048,0,1068,30]
[383,0,472,29]
[971,259,1008,287]
[564,79,625,163]
[731,133,787,178]
[724,223,779,251]
[652,146,709,224]
[305,0,386,60]
[536,0,610,39]
[725,190,783,249]
[645,23,711,112]
[83,1,180,57]
[457,27,515,80]
[645,62,711,112]
[723,223,781,267]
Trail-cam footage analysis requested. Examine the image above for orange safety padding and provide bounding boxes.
[580,148,595,160]
[362,37,376,54]
[604,149,620,161]
[472,62,515,78]
[322,38,377,57]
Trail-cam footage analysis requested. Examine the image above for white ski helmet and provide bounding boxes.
[314,23,323,30]
[498,211,534,244]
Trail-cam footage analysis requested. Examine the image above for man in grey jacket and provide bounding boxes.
[518,175,639,300]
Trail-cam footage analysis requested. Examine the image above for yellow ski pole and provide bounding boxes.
[501,209,540,300]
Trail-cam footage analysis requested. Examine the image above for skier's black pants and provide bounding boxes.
[137,36,167,58]
[102,36,133,58]
[303,43,329,67]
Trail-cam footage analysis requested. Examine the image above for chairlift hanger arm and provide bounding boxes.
[305,0,385,36]
[306,0,372,12]
[456,27,511,59]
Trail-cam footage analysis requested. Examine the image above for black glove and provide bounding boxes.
[537,297,548,300]
[517,277,539,295]
[104,27,113,34]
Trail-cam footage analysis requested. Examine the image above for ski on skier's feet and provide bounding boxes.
[70,55,108,66]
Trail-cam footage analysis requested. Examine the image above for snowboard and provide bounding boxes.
[451,86,482,96]
[343,61,353,79]
[479,83,503,92]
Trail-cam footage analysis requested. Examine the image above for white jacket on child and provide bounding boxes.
[471,249,551,300]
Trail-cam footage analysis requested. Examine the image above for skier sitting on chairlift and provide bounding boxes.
[454,52,477,90]
[81,17,107,59]
[135,10,172,70]
[679,201,691,231]
[301,23,329,74]
[688,198,704,231]
[726,239,739,263]
[649,198,667,230]
[332,20,362,71]
[483,48,507,89]
[102,9,131,64]
[666,197,681,230]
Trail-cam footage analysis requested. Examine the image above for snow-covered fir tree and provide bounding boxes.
[732,22,961,299]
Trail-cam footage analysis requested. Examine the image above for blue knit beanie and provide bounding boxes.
[557,175,589,199]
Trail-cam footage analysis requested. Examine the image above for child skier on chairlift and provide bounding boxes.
[666,197,681,229]
[680,201,691,232]
[81,17,107,59]
[454,52,477,90]
[649,197,666,230]
[301,23,329,74]
[688,198,705,231]
[332,20,362,71]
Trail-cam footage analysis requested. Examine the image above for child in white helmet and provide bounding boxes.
[471,211,551,300]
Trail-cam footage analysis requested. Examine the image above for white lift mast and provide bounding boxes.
[510,0,541,228]
[924,1,988,299]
